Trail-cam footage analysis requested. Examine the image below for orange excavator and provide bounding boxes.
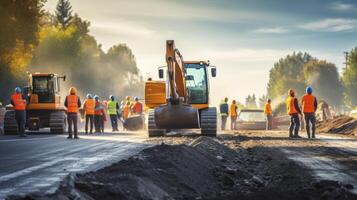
[4,73,66,134]
[145,40,217,137]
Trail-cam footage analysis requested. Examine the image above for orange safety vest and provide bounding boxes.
[132,102,143,114]
[230,104,237,117]
[264,102,272,115]
[84,99,95,115]
[95,101,104,116]
[302,94,315,113]
[123,105,130,119]
[286,96,297,115]
[11,93,26,110]
[67,95,79,113]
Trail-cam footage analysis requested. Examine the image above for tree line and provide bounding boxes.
[0,0,143,103]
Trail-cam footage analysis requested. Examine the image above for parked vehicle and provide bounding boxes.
[236,109,266,130]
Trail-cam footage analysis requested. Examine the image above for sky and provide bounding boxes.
[44,0,357,105]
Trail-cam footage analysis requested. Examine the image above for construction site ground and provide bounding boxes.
[3,130,357,199]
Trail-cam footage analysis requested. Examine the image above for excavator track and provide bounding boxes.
[49,111,66,134]
[200,107,217,136]
[4,110,19,135]
[148,109,165,137]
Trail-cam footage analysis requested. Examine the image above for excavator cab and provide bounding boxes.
[4,73,67,134]
[145,40,217,137]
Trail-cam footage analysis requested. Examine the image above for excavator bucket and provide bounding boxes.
[154,103,200,129]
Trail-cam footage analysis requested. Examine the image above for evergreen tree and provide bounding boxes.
[55,0,73,30]
[342,48,357,108]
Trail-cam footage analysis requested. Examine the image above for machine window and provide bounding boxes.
[33,77,49,93]
[185,64,208,104]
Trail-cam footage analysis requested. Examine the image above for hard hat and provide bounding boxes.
[86,93,93,99]
[109,95,115,101]
[15,87,22,93]
[288,89,295,97]
[224,97,228,102]
[267,98,272,103]
[134,97,139,101]
[94,95,99,100]
[232,100,236,104]
[69,87,77,95]
[306,86,313,94]
[125,96,131,101]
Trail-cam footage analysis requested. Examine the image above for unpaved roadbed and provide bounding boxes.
[10,133,357,200]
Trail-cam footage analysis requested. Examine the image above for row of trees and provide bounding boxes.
[266,50,357,110]
[0,0,143,103]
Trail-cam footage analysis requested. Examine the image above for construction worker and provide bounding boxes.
[230,100,238,130]
[264,99,273,130]
[123,101,131,120]
[286,89,302,138]
[83,94,95,134]
[302,86,318,139]
[94,95,106,133]
[10,87,27,137]
[107,95,119,132]
[220,97,229,130]
[64,87,81,139]
[132,97,143,115]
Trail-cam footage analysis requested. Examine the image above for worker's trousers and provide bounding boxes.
[85,114,94,134]
[289,113,300,137]
[109,114,118,131]
[304,113,316,138]
[266,115,273,130]
[94,115,103,133]
[230,116,237,130]
[221,115,228,130]
[67,113,78,136]
[15,110,26,136]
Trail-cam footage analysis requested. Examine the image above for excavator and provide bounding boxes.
[145,40,217,137]
[4,73,67,134]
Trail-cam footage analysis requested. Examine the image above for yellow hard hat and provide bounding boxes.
[69,87,77,95]
[125,96,131,101]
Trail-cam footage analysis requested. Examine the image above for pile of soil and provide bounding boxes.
[316,115,357,136]
[9,136,357,200]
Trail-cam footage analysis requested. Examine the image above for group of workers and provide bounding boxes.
[8,86,143,139]
[65,87,143,139]
[219,85,318,139]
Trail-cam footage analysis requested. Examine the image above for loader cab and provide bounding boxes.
[29,73,64,103]
[184,62,216,105]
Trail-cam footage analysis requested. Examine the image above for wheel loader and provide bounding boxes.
[145,40,217,137]
[4,73,67,134]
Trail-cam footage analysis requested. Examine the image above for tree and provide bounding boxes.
[245,94,257,108]
[267,52,314,100]
[55,0,73,30]
[342,47,357,108]
[0,0,45,102]
[304,60,343,107]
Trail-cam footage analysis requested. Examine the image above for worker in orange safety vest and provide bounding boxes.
[301,86,318,139]
[264,99,273,130]
[64,87,81,139]
[286,89,302,138]
[10,87,27,137]
[83,93,95,134]
[230,100,238,130]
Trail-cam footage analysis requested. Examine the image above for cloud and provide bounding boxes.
[330,2,356,11]
[253,27,289,34]
[299,18,357,32]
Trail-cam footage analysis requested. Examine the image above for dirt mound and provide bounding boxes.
[9,136,357,200]
[317,115,357,136]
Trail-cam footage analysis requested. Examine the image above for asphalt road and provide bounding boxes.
[0,131,151,199]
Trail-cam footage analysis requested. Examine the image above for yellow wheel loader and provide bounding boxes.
[4,73,67,134]
[145,40,217,137]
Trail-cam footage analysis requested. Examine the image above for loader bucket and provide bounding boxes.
[155,103,200,129]
[124,115,144,131]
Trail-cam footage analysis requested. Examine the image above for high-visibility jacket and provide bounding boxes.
[302,94,316,113]
[230,104,237,117]
[11,93,26,110]
[220,101,229,116]
[84,99,95,115]
[95,101,104,115]
[123,105,130,119]
[286,96,297,115]
[66,95,79,113]
[132,101,143,114]
[107,100,118,115]
[264,102,272,115]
